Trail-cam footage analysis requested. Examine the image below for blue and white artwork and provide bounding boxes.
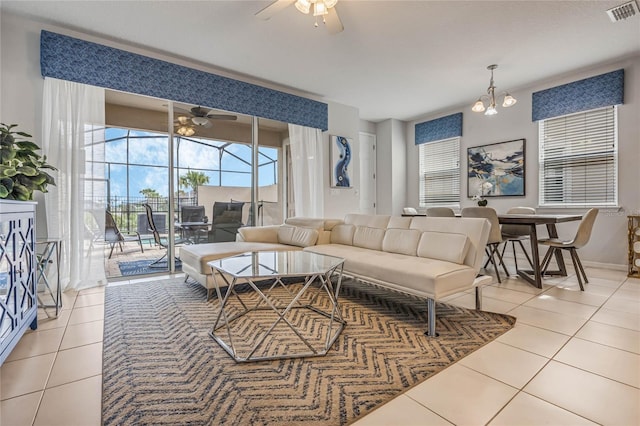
[331,135,352,188]
[468,139,525,197]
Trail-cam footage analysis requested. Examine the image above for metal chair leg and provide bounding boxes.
[568,248,585,291]
[487,244,502,283]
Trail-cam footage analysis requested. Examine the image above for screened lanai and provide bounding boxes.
[100,92,287,279]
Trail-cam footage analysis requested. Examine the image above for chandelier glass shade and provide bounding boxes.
[176,125,195,137]
[472,64,517,115]
[295,0,338,17]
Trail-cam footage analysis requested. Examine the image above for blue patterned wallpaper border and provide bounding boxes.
[532,69,624,122]
[415,112,463,145]
[40,31,328,130]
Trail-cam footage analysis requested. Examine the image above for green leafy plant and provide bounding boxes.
[0,123,57,200]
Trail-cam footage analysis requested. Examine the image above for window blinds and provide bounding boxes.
[539,106,617,207]
[419,137,460,206]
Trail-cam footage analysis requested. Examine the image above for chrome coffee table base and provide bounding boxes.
[209,251,345,363]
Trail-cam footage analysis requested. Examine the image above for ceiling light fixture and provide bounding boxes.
[295,0,338,27]
[471,64,517,116]
[176,125,195,137]
[191,116,209,127]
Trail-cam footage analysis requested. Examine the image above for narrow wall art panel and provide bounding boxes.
[468,139,525,197]
[330,135,353,188]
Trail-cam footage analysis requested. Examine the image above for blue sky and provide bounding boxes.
[104,128,277,198]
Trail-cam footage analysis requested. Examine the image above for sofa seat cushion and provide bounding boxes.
[304,244,476,299]
[180,242,300,275]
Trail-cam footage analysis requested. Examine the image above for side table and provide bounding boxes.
[36,238,63,317]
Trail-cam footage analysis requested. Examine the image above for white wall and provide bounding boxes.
[405,56,640,268]
[375,119,407,216]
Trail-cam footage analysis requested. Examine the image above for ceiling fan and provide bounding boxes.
[173,106,237,136]
[256,0,344,34]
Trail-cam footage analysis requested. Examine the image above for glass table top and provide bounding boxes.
[208,251,344,279]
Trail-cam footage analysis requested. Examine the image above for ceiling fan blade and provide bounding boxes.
[325,7,344,34]
[190,106,209,117]
[172,106,193,115]
[206,113,238,121]
[255,0,295,20]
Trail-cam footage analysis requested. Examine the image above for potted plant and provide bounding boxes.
[0,123,57,200]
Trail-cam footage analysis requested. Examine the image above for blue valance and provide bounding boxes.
[532,69,624,122]
[40,31,328,131]
[415,113,463,145]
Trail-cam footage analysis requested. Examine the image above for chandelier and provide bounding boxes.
[175,115,196,137]
[471,64,517,116]
[295,0,338,26]
[176,126,195,137]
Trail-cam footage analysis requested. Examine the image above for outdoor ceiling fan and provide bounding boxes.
[256,0,344,34]
[174,106,237,128]
[172,106,237,136]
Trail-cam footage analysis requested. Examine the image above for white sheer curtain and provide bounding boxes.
[288,124,324,217]
[42,77,107,291]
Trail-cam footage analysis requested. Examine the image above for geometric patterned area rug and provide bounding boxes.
[102,278,515,425]
[117,259,181,276]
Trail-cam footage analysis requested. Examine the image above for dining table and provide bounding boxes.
[497,213,584,288]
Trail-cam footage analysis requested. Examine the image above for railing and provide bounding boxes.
[104,196,197,234]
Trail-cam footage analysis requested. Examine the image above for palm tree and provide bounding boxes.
[179,170,209,204]
[139,188,161,199]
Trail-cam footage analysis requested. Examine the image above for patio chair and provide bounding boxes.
[143,204,188,267]
[209,201,244,242]
[180,205,208,243]
[105,210,144,259]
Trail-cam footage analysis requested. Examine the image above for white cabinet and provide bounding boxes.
[0,200,37,365]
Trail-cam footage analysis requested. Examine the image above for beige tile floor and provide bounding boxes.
[1,264,639,426]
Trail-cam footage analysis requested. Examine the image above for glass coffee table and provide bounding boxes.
[208,250,346,362]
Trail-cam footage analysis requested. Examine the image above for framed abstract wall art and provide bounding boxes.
[330,135,353,188]
[467,139,525,197]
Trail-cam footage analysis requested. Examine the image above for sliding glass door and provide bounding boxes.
[102,91,286,279]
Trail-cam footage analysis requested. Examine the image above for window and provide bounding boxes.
[539,106,618,207]
[419,137,460,207]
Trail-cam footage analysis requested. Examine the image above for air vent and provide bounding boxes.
[606,0,639,22]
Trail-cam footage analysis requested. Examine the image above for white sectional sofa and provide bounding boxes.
[180,214,492,336]
[180,217,341,298]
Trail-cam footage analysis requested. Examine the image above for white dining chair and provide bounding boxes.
[461,207,509,283]
[539,208,599,290]
[500,207,535,271]
[426,207,455,217]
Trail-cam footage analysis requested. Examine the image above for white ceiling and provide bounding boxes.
[3,0,639,122]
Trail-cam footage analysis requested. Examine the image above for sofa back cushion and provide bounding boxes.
[387,216,412,229]
[344,214,390,229]
[353,226,386,250]
[331,224,355,245]
[417,231,470,264]
[277,225,319,247]
[284,217,325,230]
[382,229,421,256]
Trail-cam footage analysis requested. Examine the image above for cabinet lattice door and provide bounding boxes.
[0,200,37,365]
